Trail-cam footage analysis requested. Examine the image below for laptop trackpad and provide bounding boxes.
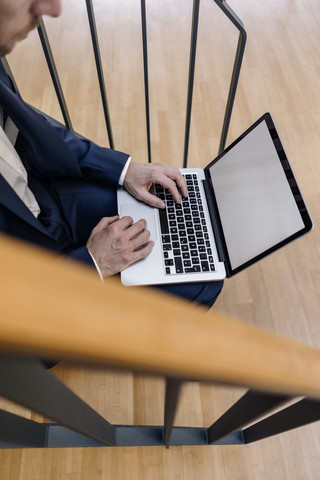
[119,204,158,242]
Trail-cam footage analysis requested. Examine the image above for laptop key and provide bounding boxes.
[185,267,196,273]
[159,208,169,234]
[162,235,170,243]
[174,257,183,273]
[201,261,209,271]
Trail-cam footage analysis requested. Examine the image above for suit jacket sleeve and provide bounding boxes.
[45,117,130,186]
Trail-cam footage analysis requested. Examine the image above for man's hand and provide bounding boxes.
[123,162,188,209]
[86,215,154,277]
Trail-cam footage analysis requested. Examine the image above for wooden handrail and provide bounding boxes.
[1,234,320,398]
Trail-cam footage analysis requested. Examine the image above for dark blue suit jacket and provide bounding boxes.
[0,63,129,267]
[0,65,224,307]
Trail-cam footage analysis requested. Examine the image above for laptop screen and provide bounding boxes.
[206,113,312,275]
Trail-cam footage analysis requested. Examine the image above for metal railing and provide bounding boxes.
[8,2,314,451]
[0,358,315,448]
[33,0,246,165]
[0,233,320,449]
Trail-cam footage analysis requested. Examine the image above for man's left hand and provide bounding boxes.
[123,162,188,209]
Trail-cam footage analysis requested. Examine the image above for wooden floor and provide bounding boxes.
[1,0,320,478]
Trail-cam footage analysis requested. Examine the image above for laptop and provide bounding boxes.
[117,113,313,286]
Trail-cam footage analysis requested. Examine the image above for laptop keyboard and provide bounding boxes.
[156,173,216,276]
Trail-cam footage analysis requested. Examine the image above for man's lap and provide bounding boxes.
[53,177,223,308]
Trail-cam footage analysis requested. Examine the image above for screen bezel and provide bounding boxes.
[204,112,313,277]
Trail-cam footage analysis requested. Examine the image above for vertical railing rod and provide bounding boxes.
[0,356,115,446]
[140,0,152,163]
[207,390,291,444]
[37,18,73,131]
[164,378,183,447]
[0,409,47,447]
[85,0,114,149]
[212,0,247,154]
[243,397,320,444]
[0,58,20,93]
[183,0,200,169]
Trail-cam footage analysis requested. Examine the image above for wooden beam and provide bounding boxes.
[1,234,320,398]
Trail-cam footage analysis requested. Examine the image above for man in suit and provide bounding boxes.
[0,0,223,307]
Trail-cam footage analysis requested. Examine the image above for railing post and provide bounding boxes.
[164,378,183,447]
[140,0,152,163]
[183,0,200,169]
[37,18,73,131]
[212,0,247,154]
[243,398,320,444]
[0,355,115,446]
[85,0,114,149]
[207,390,291,444]
[183,0,246,167]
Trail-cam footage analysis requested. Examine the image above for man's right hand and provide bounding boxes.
[86,215,154,277]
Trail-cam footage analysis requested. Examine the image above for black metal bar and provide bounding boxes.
[164,378,183,447]
[207,390,291,444]
[0,355,115,446]
[0,409,47,447]
[243,397,320,444]
[85,0,114,148]
[212,0,247,154]
[140,0,152,163]
[0,424,244,448]
[37,18,73,131]
[183,0,200,169]
[0,58,20,93]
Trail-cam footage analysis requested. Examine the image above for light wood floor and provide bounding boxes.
[1,0,320,478]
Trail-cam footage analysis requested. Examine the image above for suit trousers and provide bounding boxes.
[52,178,223,308]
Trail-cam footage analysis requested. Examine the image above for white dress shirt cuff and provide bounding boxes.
[118,157,131,186]
[87,156,132,281]
[88,250,104,283]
